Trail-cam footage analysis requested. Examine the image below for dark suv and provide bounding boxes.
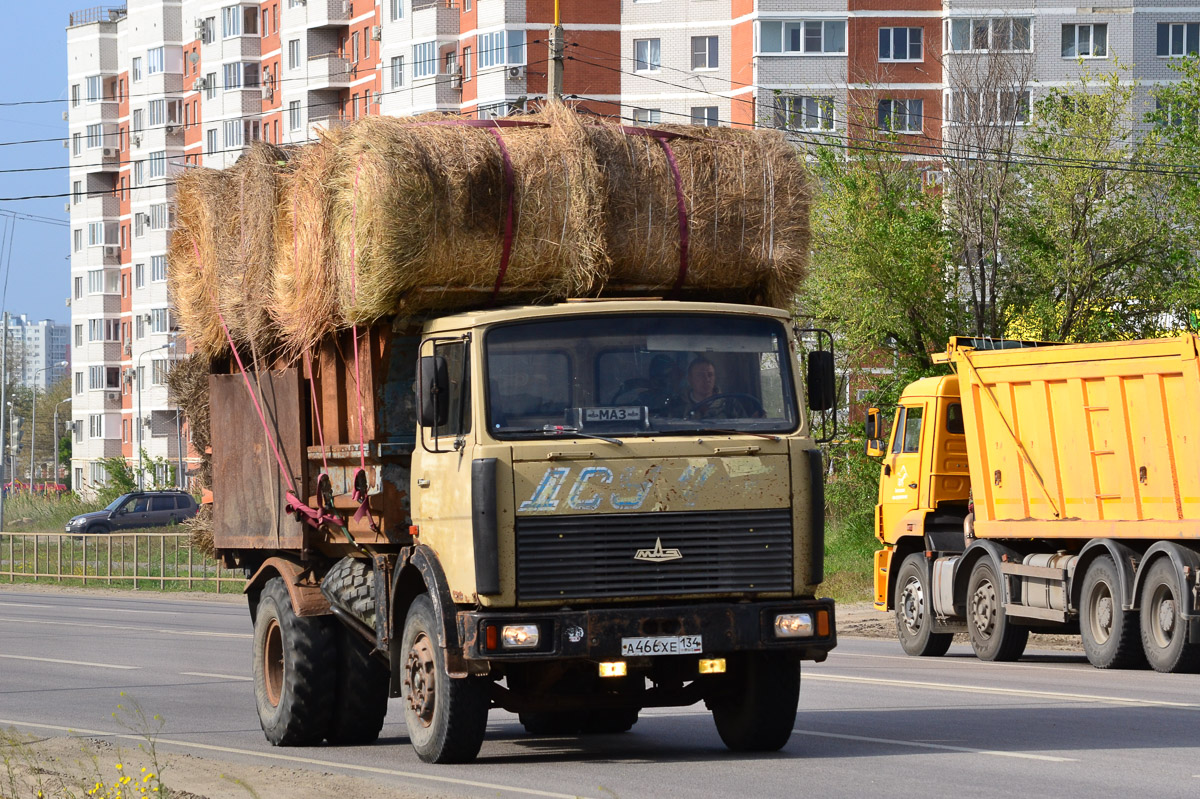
[66,491,198,534]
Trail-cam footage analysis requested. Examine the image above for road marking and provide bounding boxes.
[792,728,1077,762]
[0,601,55,609]
[806,673,1200,710]
[0,616,251,639]
[0,717,595,799]
[0,653,138,670]
[828,649,1089,674]
[179,672,252,681]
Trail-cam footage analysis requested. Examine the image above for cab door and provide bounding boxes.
[876,402,927,545]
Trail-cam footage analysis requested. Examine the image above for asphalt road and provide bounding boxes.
[1,587,1199,798]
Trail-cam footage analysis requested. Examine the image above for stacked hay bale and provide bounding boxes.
[168,105,812,363]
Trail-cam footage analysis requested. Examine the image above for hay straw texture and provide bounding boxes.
[171,105,811,361]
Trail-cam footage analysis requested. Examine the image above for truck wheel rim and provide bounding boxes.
[264,618,283,707]
[1150,583,1177,649]
[405,633,436,727]
[1087,582,1114,645]
[971,578,997,639]
[900,576,925,634]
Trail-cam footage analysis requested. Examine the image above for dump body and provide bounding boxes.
[872,336,1200,672]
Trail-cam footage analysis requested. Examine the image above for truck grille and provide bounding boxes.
[515,509,793,601]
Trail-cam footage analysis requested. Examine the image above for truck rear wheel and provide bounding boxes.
[1139,559,1200,674]
[400,595,489,763]
[966,559,1028,662]
[1079,556,1145,669]
[709,652,800,752]
[328,626,390,745]
[895,555,952,657]
[252,577,336,746]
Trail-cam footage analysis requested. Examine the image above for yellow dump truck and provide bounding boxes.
[869,336,1200,672]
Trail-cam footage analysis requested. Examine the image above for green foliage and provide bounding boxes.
[3,491,104,532]
[97,457,138,505]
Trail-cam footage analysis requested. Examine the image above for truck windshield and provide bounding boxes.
[485,314,799,438]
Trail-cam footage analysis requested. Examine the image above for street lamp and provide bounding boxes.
[137,342,173,490]
[31,361,68,490]
[54,396,72,491]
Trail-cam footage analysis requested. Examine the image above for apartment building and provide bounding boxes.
[65,0,1198,495]
[5,316,70,391]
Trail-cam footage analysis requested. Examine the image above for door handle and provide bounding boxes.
[417,478,430,488]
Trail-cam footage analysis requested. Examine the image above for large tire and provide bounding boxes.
[894,554,953,657]
[1139,558,1200,674]
[966,559,1028,662]
[321,557,378,629]
[252,577,336,746]
[400,595,490,763]
[709,652,800,752]
[327,626,390,745]
[1079,555,1145,669]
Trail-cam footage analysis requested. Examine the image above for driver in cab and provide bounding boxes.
[674,357,757,419]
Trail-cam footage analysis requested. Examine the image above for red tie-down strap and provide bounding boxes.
[616,126,693,294]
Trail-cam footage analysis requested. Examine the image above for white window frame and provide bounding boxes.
[877,98,924,133]
[288,100,302,131]
[879,27,923,61]
[390,0,403,21]
[151,308,169,333]
[775,95,835,131]
[131,57,143,82]
[691,36,718,70]
[1158,22,1200,57]
[288,39,301,70]
[945,89,1030,126]
[391,56,404,89]
[946,17,1032,53]
[756,20,847,55]
[634,38,661,72]
[85,75,103,103]
[147,46,165,75]
[149,151,166,179]
[135,262,145,288]
[413,41,437,78]
[632,108,661,126]
[85,124,103,149]
[222,5,242,38]
[1062,23,1107,58]
[690,106,719,126]
[151,255,167,282]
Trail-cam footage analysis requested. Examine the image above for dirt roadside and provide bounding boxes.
[838,600,1085,652]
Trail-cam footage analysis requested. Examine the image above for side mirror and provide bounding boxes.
[865,407,885,458]
[807,350,836,412]
[417,355,450,428]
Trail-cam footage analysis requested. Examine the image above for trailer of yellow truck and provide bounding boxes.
[870,335,1200,672]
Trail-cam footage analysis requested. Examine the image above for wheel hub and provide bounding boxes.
[900,577,925,634]
[971,579,997,639]
[404,633,436,727]
[263,618,283,708]
[1157,597,1176,636]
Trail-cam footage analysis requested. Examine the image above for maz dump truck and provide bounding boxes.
[869,335,1200,673]
[211,301,839,763]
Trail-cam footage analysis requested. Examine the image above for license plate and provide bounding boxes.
[620,635,702,656]
[583,406,643,423]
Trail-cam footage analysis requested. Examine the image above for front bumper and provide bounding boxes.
[457,598,837,662]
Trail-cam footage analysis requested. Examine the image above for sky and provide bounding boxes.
[0,1,84,327]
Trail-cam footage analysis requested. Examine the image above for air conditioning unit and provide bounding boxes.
[103,245,119,258]
[101,146,119,159]
[61,111,69,121]
[63,140,71,149]
[371,26,381,41]
[166,125,179,134]
[64,203,71,212]
[195,76,207,91]
[106,391,120,402]
[506,66,525,80]
[450,65,463,89]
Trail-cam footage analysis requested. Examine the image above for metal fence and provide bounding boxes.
[0,532,239,592]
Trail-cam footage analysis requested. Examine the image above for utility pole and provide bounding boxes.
[0,311,7,529]
[547,0,564,101]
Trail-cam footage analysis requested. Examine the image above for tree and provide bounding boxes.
[1003,67,1196,341]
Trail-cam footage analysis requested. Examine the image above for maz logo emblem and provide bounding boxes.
[634,538,682,562]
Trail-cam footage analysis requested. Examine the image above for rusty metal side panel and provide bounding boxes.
[212,368,308,551]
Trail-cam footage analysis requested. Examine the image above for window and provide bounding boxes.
[151,255,167,282]
[463,47,472,80]
[201,16,216,44]
[774,95,834,130]
[86,75,103,103]
[947,89,1030,124]
[391,56,404,88]
[351,31,360,63]
[222,5,242,37]
[150,203,170,230]
[1158,23,1200,57]
[1062,23,1107,58]
[73,229,83,252]
[204,72,217,100]
[390,0,403,21]
[690,106,718,126]
[89,415,103,439]
[74,371,83,394]
[206,128,217,154]
[134,160,145,187]
[132,57,142,82]
[86,124,103,149]
[634,38,661,72]
[147,47,165,75]
[135,262,145,288]
[478,30,525,69]
[132,108,144,135]
[757,20,847,54]
[72,181,82,205]
[149,151,166,178]
[74,277,83,299]
[633,108,661,126]
[880,27,923,61]
[223,62,243,89]
[151,308,169,333]
[71,83,80,107]
[691,35,718,69]
[72,133,82,156]
[445,50,457,77]
[87,269,103,293]
[948,17,1032,52]
[148,100,164,126]
[413,41,437,78]
[136,316,145,339]
[427,341,471,446]
[288,39,300,69]
[152,359,169,385]
[88,222,105,246]
[902,406,923,452]
[288,100,301,131]
[224,118,244,147]
[877,98,923,133]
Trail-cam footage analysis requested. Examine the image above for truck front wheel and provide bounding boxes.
[1139,559,1200,674]
[1079,555,1145,669]
[894,555,953,657]
[966,559,1028,662]
[252,577,336,746]
[400,595,489,763]
[709,652,800,752]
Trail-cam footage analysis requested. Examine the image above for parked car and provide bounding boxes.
[66,491,198,534]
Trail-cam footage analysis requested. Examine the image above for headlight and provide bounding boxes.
[774,613,814,638]
[501,624,540,649]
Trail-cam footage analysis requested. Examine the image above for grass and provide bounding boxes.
[821,518,876,604]
[3,491,105,534]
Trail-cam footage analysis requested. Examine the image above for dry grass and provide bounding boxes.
[165,352,212,491]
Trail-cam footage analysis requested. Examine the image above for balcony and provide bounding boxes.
[306,54,351,90]
[307,0,350,29]
[68,6,127,27]
[413,0,460,39]
[309,113,350,133]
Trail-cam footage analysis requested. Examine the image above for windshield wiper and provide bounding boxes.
[539,425,624,446]
[672,427,783,442]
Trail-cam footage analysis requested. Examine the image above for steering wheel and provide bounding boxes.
[688,393,765,419]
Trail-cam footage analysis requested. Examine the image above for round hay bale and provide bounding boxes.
[169,167,232,359]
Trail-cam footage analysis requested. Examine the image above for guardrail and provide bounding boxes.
[0,532,239,592]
